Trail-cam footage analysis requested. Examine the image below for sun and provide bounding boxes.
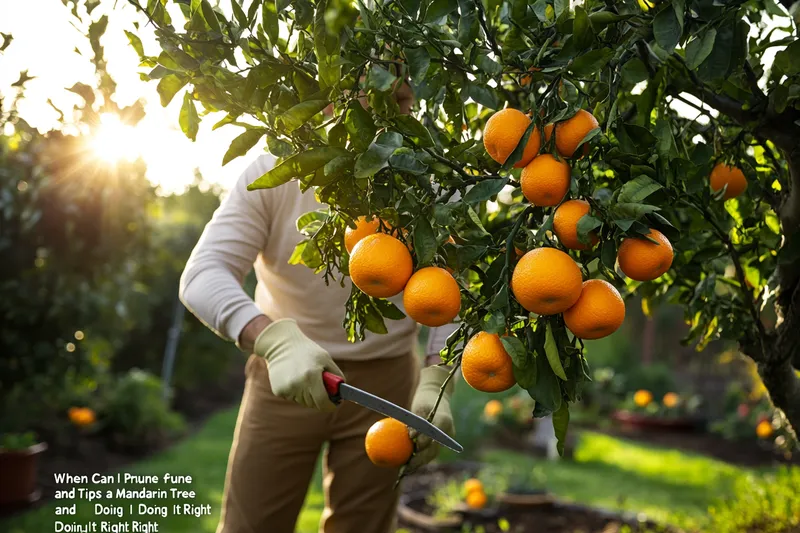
[90,113,141,163]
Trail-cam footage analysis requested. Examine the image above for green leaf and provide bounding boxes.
[456,245,487,270]
[527,347,562,413]
[463,178,508,204]
[223,129,265,166]
[179,92,199,141]
[576,215,601,246]
[390,150,428,174]
[156,74,187,107]
[314,0,340,89]
[621,58,649,84]
[618,176,663,203]
[697,23,732,81]
[280,99,328,132]
[484,309,506,334]
[588,11,633,31]
[601,239,617,269]
[374,298,407,320]
[345,102,376,153]
[614,203,660,219]
[685,29,717,70]
[248,147,349,188]
[476,54,503,76]
[553,0,568,19]
[394,115,434,147]
[543,323,567,380]
[464,83,499,110]
[366,65,397,91]
[413,217,437,266]
[231,0,249,27]
[262,0,280,47]
[425,0,458,21]
[501,336,527,367]
[404,47,431,83]
[774,40,800,76]
[552,402,570,456]
[457,11,478,46]
[569,48,613,76]
[573,127,601,154]
[364,310,389,334]
[653,5,682,52]
[354,133,402,179]
[267,134,293,157]
[296,210,327,231]
[201,0,222,33]
[572,7,594,50]
[502,121,537,170]
[124,30,145,58]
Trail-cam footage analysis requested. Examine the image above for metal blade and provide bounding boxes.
[339,384,463,453]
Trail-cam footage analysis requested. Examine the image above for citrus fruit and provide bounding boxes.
[617,229,674,282]
[466,490,488,509]
[464,478,484,495]
[547,109,599,158]
[563,279,625,340]
[710,163,747,199]
[633,390,652,407]
[349,233,413,298]
[756,419,773,439]
[344,216,382,253]
[483,108,541,168]
[511,248,583,315]
[461,332,516,393]
[403,267,461,327]
[364,417,414,467]
[553,199,599,250]
[520,154,571,207]
[520,66,541,87]
[662,392,679,408]
[483,399,503,418]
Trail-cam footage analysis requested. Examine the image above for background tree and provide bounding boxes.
[131,0,800,449]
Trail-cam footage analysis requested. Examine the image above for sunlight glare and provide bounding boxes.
[90,113,140,163]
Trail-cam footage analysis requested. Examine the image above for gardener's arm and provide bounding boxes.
[179,155,343,410]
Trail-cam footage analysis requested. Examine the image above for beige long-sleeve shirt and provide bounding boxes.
[180,154,456,361]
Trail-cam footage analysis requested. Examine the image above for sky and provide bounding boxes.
[0,0,255,193]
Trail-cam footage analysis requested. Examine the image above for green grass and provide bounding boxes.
[0,402,773,533]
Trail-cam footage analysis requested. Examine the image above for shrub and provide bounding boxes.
[706,467,800,533]
[100,369,186,451]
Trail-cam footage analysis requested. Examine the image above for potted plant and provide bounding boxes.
[612,389,705,432]
[0,431,47,506]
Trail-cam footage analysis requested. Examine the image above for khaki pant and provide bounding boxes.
[217,353,418,533]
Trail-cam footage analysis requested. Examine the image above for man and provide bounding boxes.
[179,88,456,533]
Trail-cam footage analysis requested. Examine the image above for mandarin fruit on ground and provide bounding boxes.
[349,233,413,298]
[464,478,484,495]
[466,490,488,509]
[520,154,571,207]
[547,109,598,158]
[710,163,747,199]
[461,332,516,393]
[553,199,599,250]
[511,248,583,315]
[364,418,414,467]
[617,229,674,281]
[563,279,625,340]
[344,216,382,253]
[483,108,541,168]
[403,267,461,327]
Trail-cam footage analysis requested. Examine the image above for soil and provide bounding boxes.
[0,360,245,521]
[583,422,799,468]
[399,463,673,533]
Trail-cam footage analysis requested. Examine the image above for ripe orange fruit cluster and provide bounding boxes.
[463,478,487,509]
[462,331,517,393]
[346,218,461,327]
[364,417,413,467]
[634,389,653,407]
[553,199,599,250]
[617,229,674,282]
[483,108,541,168]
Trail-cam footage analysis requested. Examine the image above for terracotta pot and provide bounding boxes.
[0,442,47,506]
[612,410,703,432]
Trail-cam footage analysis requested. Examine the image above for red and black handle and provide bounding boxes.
[322,371,344,404]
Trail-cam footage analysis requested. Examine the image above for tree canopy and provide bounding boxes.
[130,0,800,448]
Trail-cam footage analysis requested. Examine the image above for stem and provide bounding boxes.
[474,0,502,58]
[426,356,462,423]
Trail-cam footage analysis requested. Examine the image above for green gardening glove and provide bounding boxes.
[408,366,455,470]
[254,319,344,412]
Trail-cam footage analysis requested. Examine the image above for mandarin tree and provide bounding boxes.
[129,0,800,451]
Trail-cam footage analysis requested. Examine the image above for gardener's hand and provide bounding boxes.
[407,365,455,471]
[253,318,344,411]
